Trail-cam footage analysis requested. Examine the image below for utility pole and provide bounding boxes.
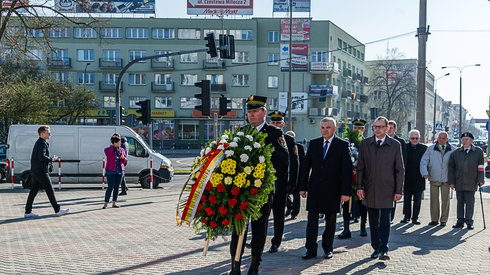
[287,0,293,131]
[416,0,429,141]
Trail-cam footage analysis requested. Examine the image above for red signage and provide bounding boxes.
[187,0,253,15]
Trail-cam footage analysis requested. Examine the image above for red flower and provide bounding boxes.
[219,206,228,215]
[201,218,208,224]
[217,184,226,193]
[235,213,243,220]
[209,195,217,204]
[222,219,230,226]
[231,187,240,196]
[239,202,248,211]
[250,188,259,195]
[201,195,207,203]
[228,198,237,207]
[205,182,212,191]
[205,207,214,216]
[197,204,203,211]
[210,221,218,228]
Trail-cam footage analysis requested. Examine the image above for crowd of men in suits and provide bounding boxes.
[229,95,485,275]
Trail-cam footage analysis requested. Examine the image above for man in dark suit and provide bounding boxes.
[299,117,352,260]
[268,111,299,253]
[285,130,304,220]
[387,120,406,222]
[229,96,289,275]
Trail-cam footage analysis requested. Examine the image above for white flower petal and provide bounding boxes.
[259,156,265,163]
[253,142,261,148]
[237,132,244,136]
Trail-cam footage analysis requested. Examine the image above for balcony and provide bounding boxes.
[99,58,123,69]
[309,107,338,117]
[341,90,352,99]
[362,76,369,84]
[99,81,123,92]
[203,59,226,70]
[151,82,174,92]
[360,94,369,103]
[211,83,227,92]
[47,58,71,69]
[151,59,174,70]
[310,62,339,74]
[342,68,352,78]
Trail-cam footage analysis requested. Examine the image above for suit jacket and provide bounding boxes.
[259,123,289,189]
[30,138,53,174]
[284,134,299,190]
[448,145,484,192]
[299,136,352,214]
[404,143,427,192]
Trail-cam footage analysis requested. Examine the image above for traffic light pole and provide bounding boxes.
[115,49,209,125]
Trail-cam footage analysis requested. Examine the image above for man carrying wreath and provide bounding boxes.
[229,95,289,275]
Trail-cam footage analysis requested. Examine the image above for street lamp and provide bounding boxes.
[432,73,450,141]
[83,62,91,91]
[441,64,480,145]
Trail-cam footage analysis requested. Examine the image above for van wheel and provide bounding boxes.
[139,172,160,189]
[21,172,32,189]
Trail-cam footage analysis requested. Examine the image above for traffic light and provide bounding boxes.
[136,99,151,125]
[204,33,218,58]
[194,80,211,116]
[120,106,126,125]
[219,34,235,59]
[219,95,231,116]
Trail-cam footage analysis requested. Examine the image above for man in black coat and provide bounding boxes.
[400,130,427,224]
[24,126,69,218]
[229,96,289,275]
[267,111,299,254]
[387,120,407,222]
[285,130,304,220]
[299,117,352,260]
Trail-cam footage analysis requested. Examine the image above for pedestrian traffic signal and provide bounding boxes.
[194,80,211,116]
[219,34,235,60]
[120,106,126,125]
[204,33,218,58]
[136,99,151,125]
[219,95,231,116]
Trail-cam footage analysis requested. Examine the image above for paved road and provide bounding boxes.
[1,177,490,274]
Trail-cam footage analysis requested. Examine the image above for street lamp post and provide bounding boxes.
[83,62,91,91]
[441,64,480,145]
[432,73,450,141]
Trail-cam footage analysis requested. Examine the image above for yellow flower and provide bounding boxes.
[244,166,253,175]
[210,172,224,187]
[220,159,237,175]
[233,172,247,188]
[254,179,262,188]
[224,176,233,185]
[253,163,266,179]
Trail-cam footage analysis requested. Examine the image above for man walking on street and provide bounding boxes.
[285,130,304,220]
[387,120,406,222]
[448,132,485,230]
[357,116,404,261]
[24,126,69,218]
[420,131,455,226]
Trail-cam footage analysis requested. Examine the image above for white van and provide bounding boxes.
[6,125,173,188]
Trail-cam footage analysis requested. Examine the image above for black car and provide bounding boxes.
[0,144,6,162]
[0,162,6,182]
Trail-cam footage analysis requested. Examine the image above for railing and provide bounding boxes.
[151,82,174,92]
[47,58,71,68]
[99,58,123,69]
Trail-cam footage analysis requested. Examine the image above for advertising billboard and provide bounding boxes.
[54,0,155,13]
[273,0,311,12]
[187,0,253,15]
[280,18,310,41]
[278,92,308,114]
[280,43,309,72]
[2,0,29,8]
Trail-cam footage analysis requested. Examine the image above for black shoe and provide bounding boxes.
[319,214,325,219]
[467,224,474,230]
[400,218,409,224]
[337,231,351,239]
[324,251,333,259]
[285,208,291,218]
[352,218,359,223]
[370,250,379,259]
[229,260,241,275]
[360,228,367,237]
[268,244,279,253]
[440,222,446,226]
[428,221,439,226]
[119,192,127,196]
[452,223,464,228]
[302,252,317,260]
[412,220,421,225]
[247,256,260,275]
[379,251,390,261]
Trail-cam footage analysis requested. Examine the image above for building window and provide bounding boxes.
[178,29,201,39]
[49,27,70,38]
[51,72,69,83]
[155,73,172,85]
[152,28,175,39]
[268,53,279,65]
[129,96,147,108]
[27,29,44,38]
[126,28,148,39]
[204,29,226,36]
[205,121,225,140]
[231,98,244,109]
[232,74,249,86]
[51,49,69,60]
[103,96,115,108]
[102,73,118,84]
[180,74,198,86]
[311,51,327,62]
[129,50,146,62]
[100,28,122,38]
[26,49,42,60]
[268,31,279,43]
[268,76,279,88]
[74,27,97,38]
[267,98,278,110]
[128,73,146,85]
[180,97,198,109]
[77,72,95,84]
[179,121,199,140]
[206,74,224,84]
[153,120,175,141]
[180,53,198,63]
[103,49,120,61]
[233,51,249,63]
[342,41,347,51]
[77,49,94,61]
[155,97,172,108]
[229,29,253,40]
[154,50,172,62]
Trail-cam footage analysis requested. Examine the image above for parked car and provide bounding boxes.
[473,140,487,153]
[0,144,6,162]
[449,139,459,148]
[0,162,6,182]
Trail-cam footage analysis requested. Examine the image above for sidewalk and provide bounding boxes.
[1,179,489,274]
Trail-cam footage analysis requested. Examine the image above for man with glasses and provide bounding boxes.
[420,131,455,226]
[357,116,404,260]
[386,120,406,222]
[400,130,427,225]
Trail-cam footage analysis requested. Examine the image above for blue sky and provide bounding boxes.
[156,0,490,119]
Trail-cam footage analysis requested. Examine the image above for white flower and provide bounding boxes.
[221,134,229,140]
[217,144,224,150]
[224,177,233,185]
[200,149,205,157]
[253,142,261,149]
[220,139,228,144]
[237,132,244,136]
[244,166,252,174]
[240,154,249,162]
[210,141,217,146]
[229,142,238,147]
[244,145,252,151]
[205,147,211,155]
[224,150,234,157]
[259,156,265,163]
[245,135,254,141]
[254,179,262,188]
[233,137,240,142]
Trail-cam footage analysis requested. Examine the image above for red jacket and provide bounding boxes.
[104,145,127,172]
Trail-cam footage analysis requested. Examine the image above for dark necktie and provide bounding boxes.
[465,149,469,155]
[323,140,329,159]
[377,140,382,148]
[441,145,445,152]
